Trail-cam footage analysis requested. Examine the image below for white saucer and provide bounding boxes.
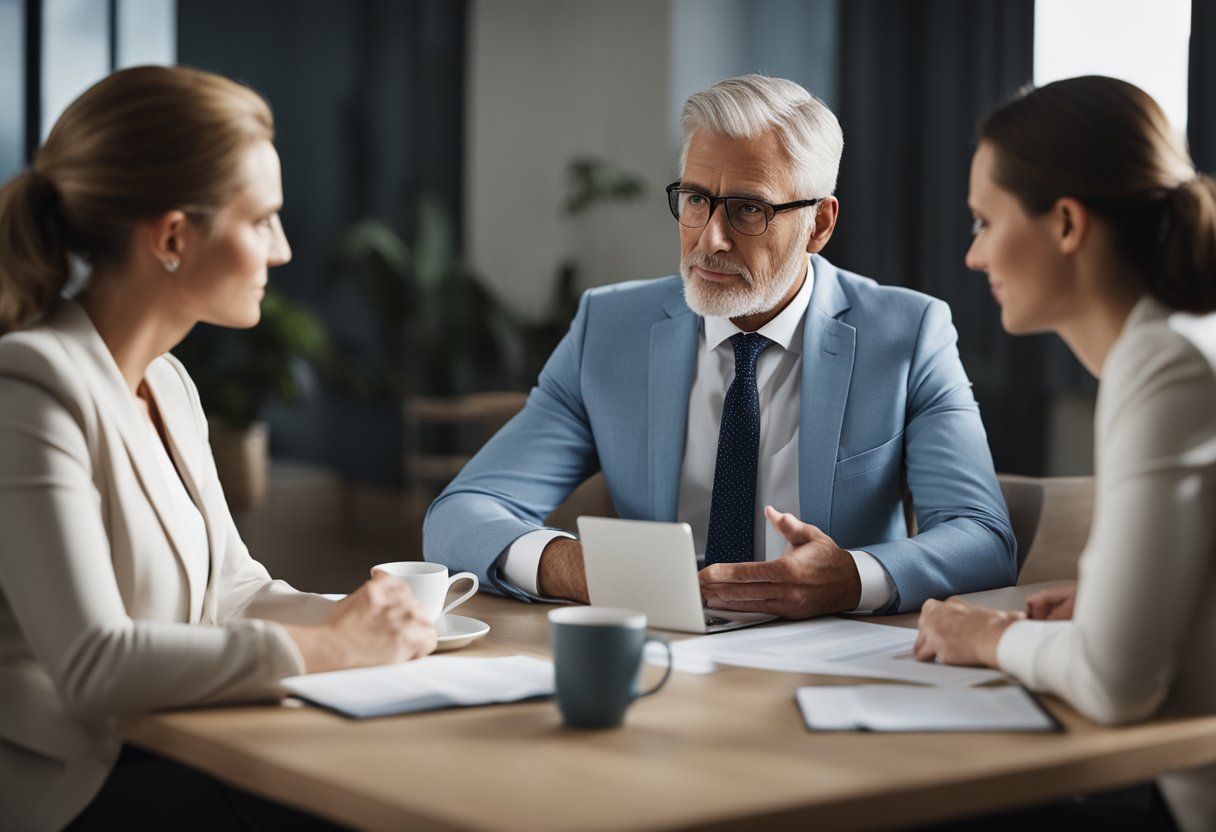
[435,614,491,652]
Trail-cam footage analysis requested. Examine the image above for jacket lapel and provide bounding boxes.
[648,289,698,521]
[799,257,856,533]
[49,303,209,615]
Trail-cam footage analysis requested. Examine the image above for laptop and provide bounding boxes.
[577,516,778,634]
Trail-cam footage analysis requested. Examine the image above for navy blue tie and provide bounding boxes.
[704,332,773,566]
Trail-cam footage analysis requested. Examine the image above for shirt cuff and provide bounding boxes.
[500,529,577,596]
[848,549,896,613]
[995,618,1059,687]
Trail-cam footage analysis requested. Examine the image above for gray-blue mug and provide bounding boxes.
[548,606,673,728]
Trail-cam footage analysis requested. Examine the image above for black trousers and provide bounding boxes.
[908,782,1179,832]
[67,745,350,831]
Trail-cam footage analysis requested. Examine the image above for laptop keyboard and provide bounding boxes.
[704,614,731,627]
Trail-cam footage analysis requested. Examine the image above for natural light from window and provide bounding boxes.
[1035,0,1192,131]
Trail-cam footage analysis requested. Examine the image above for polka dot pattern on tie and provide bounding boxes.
[704,332,772,566]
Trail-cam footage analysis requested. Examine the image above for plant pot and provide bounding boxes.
[209,420,270,511]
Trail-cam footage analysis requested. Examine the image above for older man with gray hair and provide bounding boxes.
[425,74,1014,617]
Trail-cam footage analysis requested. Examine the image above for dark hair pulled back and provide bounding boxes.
[980,75,1216,312]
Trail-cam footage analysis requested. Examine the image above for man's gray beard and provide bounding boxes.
[680,244,807,320]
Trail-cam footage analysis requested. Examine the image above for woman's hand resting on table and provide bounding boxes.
[283,571,438,673]
[1024,582,1077,621]
[914,583,1077,668]
[913,598,1023,668]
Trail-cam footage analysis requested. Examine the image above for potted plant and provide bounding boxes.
[334,197,522,399]
[332,197,527,509]
[173,289,332,510]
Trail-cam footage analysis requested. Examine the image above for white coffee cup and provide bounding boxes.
[371,561,479,623]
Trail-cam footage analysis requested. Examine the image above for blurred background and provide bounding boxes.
[2,0,1212,588]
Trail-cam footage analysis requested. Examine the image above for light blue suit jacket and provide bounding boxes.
[424,256,1015,613]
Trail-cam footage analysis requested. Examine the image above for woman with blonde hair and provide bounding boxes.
[915,75,1216,831]
[0,65,436,830]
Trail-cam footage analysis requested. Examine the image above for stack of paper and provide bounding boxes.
[796,685,1061,732]
[647,617,1006,686]
[282,655,554,719]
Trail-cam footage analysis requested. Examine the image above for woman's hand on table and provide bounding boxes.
[913,598,1023,668]
[1025,583,1077,620]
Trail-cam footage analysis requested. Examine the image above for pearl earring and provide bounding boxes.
[163,258,180,273]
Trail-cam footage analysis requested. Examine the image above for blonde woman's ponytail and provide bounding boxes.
[0,65,275,336]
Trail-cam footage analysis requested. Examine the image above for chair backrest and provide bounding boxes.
[404,392,529,497]
[997,473,1094,584]
[404,390,616,531]
[547,473,1097,582]
[409,406,1098,584]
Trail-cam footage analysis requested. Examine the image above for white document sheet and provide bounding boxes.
[646,617,1006,687]
[796,684,1060,732]
[282,655,554,719]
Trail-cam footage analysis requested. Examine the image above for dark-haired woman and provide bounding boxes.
[915,75,1216,831]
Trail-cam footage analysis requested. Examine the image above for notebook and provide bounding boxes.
[281,656,554,719]
[577,516,777,634]
[796,684,1062,732]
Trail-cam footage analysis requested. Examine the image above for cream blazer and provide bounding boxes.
[0,301,334,831]
[999,297,1216,832]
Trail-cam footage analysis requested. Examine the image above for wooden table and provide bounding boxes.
[127,589,1216,831]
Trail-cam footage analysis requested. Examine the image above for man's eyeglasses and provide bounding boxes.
[665,182,822,237]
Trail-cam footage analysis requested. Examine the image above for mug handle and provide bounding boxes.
[441,572,479,616]
[636,637,672,698]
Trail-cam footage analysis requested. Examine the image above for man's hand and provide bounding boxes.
[1025,582,1077,620]
[698,506,862,619]
[537,537,589,603]
[913,598,1022,668]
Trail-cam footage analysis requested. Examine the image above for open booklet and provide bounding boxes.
[281,655,554,719]
[796,685,1062,732]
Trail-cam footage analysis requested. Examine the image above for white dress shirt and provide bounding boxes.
[147,420,210,623]
[503,257,894,612]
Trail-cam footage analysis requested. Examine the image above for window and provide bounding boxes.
[1035,0,1191,130]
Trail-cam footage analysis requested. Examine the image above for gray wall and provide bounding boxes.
[465,0,675,319]
[465,0,839,322]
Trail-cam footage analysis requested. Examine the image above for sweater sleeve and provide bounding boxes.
[997,322,1216,725]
